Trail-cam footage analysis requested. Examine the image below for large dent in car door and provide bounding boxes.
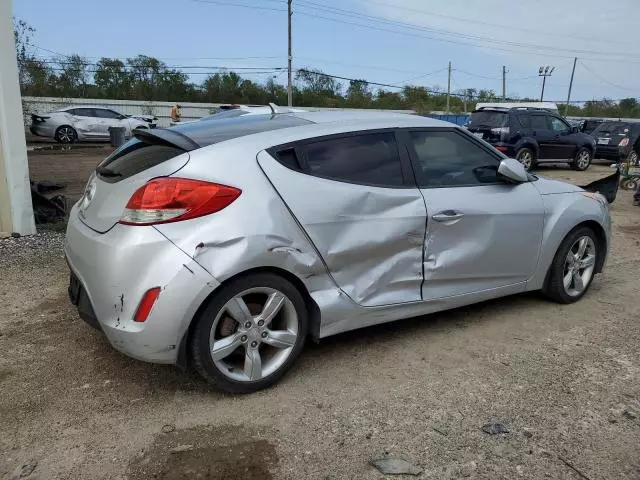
[257,151,425,307]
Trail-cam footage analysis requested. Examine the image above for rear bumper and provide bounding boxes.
[595,145,622,160]
[30,124,55,138]
[64,204,221,364]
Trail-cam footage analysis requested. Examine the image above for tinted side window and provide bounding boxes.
[530,115,548,130]
[74,108,96,117]
[303,132,404,187]
[409,130,500,188]
[517,115,531,129]
[548,116,569,133]
[95,109,122,119]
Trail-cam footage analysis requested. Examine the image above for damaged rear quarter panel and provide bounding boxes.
[152,142,341,314]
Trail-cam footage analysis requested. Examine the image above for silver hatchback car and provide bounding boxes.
[65,111,612,393]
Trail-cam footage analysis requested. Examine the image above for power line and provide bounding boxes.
[348,0,636,47]
[189,0,285,12]
[293,0,638,59]
[398,67,449,85]
[579,61,637,92]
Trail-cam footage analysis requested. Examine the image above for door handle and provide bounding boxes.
[432,210,464,222]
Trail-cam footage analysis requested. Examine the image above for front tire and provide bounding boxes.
[54,125,77,144]
[190,273,308,394]
[516,147,535,171]
[543,227,599,304]
[620,178,638,191]
[572,147,592,171]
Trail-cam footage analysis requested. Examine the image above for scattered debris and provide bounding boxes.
[170,444,194,454]
[558,456,593,480]
[622,409,637,420]
[430,426,448,436]
[11,460,37,479]
[481,423,509,435]
[161,424,176,433]
[370,456,422,476]
[11,232,21,238]
[523,428,534,438]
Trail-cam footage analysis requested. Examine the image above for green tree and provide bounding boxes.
[94,58,131,99]
[346,79,372,108]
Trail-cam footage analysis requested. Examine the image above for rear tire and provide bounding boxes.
[516,147,535,171]
[620,178,638,191]
[543,227,599,304]
[572,147,592,171]
[55,125,77,144]
[190,273,308,394]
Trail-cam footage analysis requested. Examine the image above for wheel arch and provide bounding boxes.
[176,266,321,370]
[515,139,539,158]
[542,220,608,292]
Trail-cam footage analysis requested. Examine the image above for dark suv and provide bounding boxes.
[591,121,640,163]
[467,107,597,171]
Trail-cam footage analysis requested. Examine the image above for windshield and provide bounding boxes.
[468,111,508,128]
[592,122,631,137]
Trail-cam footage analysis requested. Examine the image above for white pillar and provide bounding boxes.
[0,0,36,235]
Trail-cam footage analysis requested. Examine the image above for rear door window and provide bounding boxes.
[97,140,185,183]
[530,115,548,130]
[517,115,531,129]
[302,132,404,187]
[74,108,96,117]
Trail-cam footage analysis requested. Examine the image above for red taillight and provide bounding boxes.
[619,138,630,147]
[119,178,241,225]
[495,146,509,152]
[134,287,161,322]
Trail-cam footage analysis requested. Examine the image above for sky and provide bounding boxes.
[13,0,640,104]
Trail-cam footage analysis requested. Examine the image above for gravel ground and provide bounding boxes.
[1,165,639,480]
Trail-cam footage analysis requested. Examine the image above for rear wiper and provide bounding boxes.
[96,166,122,178]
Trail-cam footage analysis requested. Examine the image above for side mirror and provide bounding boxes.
[498,158,529,183]
[571,126,579,133]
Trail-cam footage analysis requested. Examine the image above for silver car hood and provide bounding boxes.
[532,176,584,195]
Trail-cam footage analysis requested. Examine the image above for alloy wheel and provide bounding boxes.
[517,150,533,170]
[209,287,299,382]
[57,126,75,143]
[563,236,596,297]
[576,150,591,170]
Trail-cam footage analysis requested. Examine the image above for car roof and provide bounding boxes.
[142,111,449,150]
[57,106,113,111]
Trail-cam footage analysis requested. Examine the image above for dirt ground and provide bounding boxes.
[1,159,639,479]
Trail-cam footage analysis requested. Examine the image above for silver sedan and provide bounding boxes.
[65,111,614,393]
[30,106,149,143]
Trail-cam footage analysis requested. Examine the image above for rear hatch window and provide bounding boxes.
[468,111,508,129]
[97,141,186,183]
[468,110,509,143]
[592,122,631,147]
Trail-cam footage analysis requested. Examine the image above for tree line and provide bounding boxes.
[14,19,640,118]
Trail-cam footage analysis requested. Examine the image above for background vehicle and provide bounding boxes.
[65,111,612,393]
[198,103,307,122]
[581,118,605,135]
[30,106,150,143]
[467,107,596,171]
[592,121,640,164]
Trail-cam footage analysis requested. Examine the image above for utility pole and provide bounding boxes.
[287,0,293,107]
[502,66,506,101]
[446,61,451,113]
[565,57,577,116]
[538,65,555,102]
